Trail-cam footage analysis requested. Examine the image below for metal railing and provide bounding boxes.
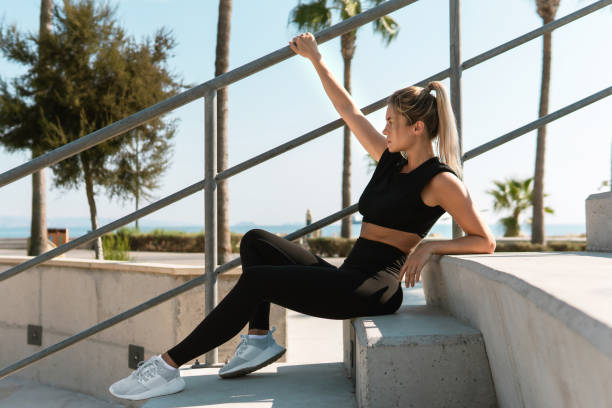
[1,0,610,379]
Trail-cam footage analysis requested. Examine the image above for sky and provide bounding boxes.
[0,0,611,230]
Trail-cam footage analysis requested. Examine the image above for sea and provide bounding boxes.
[0,220,586,239]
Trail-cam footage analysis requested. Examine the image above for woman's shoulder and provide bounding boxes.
[432,157,458,177]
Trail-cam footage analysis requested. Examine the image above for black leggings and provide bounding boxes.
[167,228,406,366]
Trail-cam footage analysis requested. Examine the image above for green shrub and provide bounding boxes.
[547,241,586,251]
[231,233,244,253]
[102,233,131,261]
[106,228,330,254]
[118,229,243,253]
[305,237,357,257]
[98,229,587,255]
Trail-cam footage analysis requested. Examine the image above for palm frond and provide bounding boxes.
[288,0,333,33]
[373,15,399,45]
[338,0,362,20]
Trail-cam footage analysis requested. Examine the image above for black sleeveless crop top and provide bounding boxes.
[358,147,458,238]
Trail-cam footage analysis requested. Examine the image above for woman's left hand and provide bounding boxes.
[398,243,434,288]
[288,32,321,61]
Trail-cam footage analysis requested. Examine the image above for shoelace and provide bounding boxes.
[133,359,159,384]
[235,334,250,359]
[233,329,274,359]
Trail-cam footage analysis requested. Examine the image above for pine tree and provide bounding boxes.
[0,0,183,259]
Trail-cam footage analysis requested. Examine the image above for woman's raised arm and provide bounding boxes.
[289,32,386,161]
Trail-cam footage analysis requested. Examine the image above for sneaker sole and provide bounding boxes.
[109,377,185,401]
[219,346,286,379]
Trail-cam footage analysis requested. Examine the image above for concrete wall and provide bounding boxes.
[422,252,612,408]
[0,256,286,403]
[586,191,612,252]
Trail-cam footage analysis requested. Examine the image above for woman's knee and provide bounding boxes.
[240,229,264,253]
[240,228,269,247]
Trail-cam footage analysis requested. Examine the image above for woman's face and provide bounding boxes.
[382,105,425,152]
[383,105,411,152]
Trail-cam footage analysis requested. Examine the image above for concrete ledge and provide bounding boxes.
[0,255,225,276]
[422,251,612,408]
[351,305,496,408]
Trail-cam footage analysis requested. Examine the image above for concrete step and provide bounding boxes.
[141,362,357,408]
[349,304,497,408]
[0,376,123,408]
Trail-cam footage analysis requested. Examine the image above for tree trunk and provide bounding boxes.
[28,149,49,255]
[81,155,104,260]
[215,0,232,263]
[340,58,352,239]
[135,132,140,231]
[135,190,140,231]
[340,32,355,239]
[28,0,53,256]
[531,22,552,245]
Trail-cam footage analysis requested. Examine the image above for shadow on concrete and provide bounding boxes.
[142,362,356,408]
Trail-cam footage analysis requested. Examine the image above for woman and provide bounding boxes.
[109,32,496,401]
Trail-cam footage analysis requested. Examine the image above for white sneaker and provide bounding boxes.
[108,355,185,401]
[218,326,286,378]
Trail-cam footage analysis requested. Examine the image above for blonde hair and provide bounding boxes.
[388,81,463,179]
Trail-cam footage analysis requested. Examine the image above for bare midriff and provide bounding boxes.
[359,221,422,255]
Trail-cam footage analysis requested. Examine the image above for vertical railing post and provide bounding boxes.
[449,0,465,239]
[204,89,218,365]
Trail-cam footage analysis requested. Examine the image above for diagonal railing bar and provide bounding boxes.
[463,86,612,161]
[215,69,450,181]
[0,202,356,379]
[461,0,611,71]
[0,179,205,282]
[0,0,418,189]
[0,69,449,284]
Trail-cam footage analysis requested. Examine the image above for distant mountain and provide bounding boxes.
[0,215,180,228]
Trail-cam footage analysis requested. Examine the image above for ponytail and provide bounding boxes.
[427,81,463,180]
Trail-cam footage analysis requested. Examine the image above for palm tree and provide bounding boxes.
[289,0,399,238]
[28,0,53,256]
[215,0,232,263]
[487,177,554,237]
[531,0,560,245]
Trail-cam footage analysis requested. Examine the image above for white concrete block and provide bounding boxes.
[586,191,612,252]
[353,305,496,408]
